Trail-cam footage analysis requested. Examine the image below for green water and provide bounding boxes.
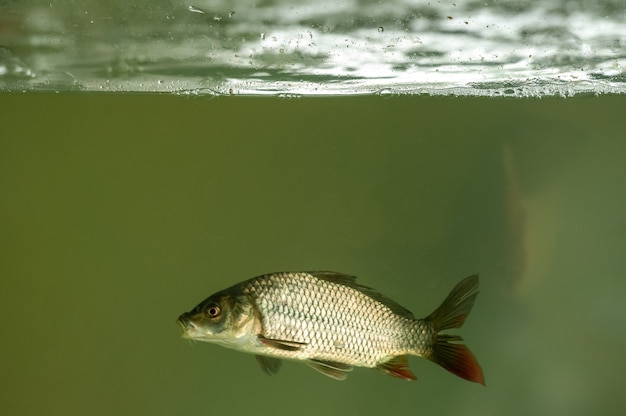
[1,94,625,415]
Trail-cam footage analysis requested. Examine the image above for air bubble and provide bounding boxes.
[188,5,204,14]
[277,93,302,99]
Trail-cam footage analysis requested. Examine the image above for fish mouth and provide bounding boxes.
[177,313,207,340]
[177,313,194,337]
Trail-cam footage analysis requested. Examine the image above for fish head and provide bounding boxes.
[177,290,257,348]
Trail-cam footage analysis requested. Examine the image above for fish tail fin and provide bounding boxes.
[425,274,485,385]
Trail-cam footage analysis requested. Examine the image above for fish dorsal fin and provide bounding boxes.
[255,355,282,375]
[308,271,358,284]
[309,271,415,320]
[306,359,353,380]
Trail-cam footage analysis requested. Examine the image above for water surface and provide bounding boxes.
[1,0,625,96]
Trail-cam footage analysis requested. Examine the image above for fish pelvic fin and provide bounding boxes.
[425,274,485,385]
[306,359,353,380]
[255,355,282,375]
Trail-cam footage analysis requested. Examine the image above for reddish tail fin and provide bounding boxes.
[426,274,485,385]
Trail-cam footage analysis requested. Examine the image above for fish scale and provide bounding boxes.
[243,272,415,366]
[178,271,485,384]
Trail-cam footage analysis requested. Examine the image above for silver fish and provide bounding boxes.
[177,271,484,384]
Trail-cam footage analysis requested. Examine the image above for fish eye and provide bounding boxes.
[206,304,220,318]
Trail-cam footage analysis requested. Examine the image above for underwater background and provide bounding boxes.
[1,93,625,415]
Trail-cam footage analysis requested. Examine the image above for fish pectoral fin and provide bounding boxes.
[306,359,353,381]
[257,335,307,351]
[255,355,282,375]
[377,355,417,381]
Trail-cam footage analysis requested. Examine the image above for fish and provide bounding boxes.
[177,271,485,384]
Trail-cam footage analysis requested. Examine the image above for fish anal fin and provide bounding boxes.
[377,355,417,381]
[255,355,282,375]
[429,334,485,385]
[257,335,306,351]
[306,359,353,380]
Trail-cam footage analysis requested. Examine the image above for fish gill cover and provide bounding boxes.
[0,0,625,97]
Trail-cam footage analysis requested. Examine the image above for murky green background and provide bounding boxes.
[1,94,625,415]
